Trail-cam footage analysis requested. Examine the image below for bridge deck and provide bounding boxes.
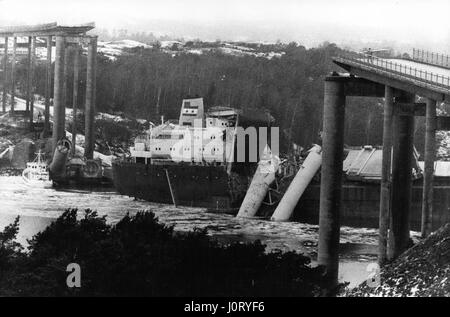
[334,52,450,102]
[0,22,95,37]
[386,59,450,79]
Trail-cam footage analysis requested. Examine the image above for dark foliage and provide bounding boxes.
[0,209,331,296]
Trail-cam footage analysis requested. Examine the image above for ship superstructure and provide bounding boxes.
[112,97,274,209]
[130,99,237,166]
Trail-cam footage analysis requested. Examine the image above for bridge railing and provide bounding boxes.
[335,50,450,90]
[412,48,450,69]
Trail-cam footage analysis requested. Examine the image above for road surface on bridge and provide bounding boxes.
[386,58,450,79]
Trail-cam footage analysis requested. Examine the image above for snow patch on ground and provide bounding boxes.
[97,40,151,60]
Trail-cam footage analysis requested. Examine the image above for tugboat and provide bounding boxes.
[22,150,52,188]
[112,97,276,209]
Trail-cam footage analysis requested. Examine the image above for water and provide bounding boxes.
[0,176,380,288]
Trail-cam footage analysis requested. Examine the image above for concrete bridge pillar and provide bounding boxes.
[318,74,346,289]
[84,36,97,159]
[421,98,436,237]
[43,35,52,138]
[52,35,66,150]
[388,91,415,260]
[28,36,36,127]
[10,37,16,114]
[25,37,31,113]
[2,36,8,113]
[71,46,80,156]
[63,45,71,117]
[378,85,394,265]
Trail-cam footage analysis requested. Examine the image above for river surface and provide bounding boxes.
[0,176,387,288]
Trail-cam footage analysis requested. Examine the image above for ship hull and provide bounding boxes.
[112,161,249,209]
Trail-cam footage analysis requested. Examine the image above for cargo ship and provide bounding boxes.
[112,97,277,209]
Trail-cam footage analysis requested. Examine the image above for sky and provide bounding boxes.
[0,0,449,50]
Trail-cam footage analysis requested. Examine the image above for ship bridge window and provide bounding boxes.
[156,134,172,139]
[184,101,191,107]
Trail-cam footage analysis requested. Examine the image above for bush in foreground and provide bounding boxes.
[0,209,331,296]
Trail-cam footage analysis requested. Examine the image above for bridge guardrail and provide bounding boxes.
[412,48,450,69]
[335,51,450,91]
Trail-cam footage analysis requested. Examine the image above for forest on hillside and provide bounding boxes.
[5,41,433,152]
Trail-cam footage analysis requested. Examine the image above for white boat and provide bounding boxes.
[22,150,52,188]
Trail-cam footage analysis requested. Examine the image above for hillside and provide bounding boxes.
[96,39,286,60]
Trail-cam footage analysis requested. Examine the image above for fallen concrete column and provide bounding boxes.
[271,145,322,222]
[49,138,71,178]
[236,148,279,218]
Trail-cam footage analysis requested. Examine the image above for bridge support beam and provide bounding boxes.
[421,98,436,237]
[84,36,97,159]
[378,85,394,265]
[52,35,66,150]
[318,74,346,290]
[2,37,8,113]
[388,91,415,260]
